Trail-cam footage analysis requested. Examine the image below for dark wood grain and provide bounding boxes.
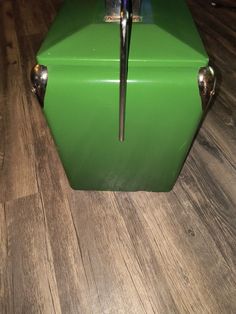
[0,0,38,202]
[0,0,236,313]
[1,195,61,313]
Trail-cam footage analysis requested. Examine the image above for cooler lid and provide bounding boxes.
[37,0,208,66]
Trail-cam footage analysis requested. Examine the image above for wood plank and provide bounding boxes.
[0,0,38,202]
[32,136,93,313]
[1,195,61,313]
[69,191,170,313]
[116,190,236,313]
[0,203,7,313]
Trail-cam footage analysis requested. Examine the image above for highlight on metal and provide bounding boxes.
[198,66,216,111]
[31,64,48,107]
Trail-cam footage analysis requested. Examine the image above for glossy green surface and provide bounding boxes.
[37,0,208,191]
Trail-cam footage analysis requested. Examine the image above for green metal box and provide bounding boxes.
[31,0,216,191]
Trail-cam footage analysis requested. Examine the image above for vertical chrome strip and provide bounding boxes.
[119,0,132,142]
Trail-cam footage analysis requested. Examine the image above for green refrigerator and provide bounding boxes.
[31,0,216,191]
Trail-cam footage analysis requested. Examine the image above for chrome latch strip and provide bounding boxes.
[119,0,132,142]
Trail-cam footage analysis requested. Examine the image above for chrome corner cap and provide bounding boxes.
[198,66,216,111]
[31,64,48,107]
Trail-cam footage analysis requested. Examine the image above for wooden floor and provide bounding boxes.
[0,0,236,313]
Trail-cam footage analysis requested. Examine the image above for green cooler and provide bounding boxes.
[31,0,216,191]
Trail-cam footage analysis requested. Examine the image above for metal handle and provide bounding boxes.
[119,0,132,142]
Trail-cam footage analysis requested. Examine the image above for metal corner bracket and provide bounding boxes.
[31,64,48,108]
[198,65,216,111]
